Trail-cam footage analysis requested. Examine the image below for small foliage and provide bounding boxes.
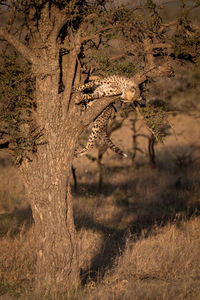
[145,0,157,10]
[140,103,170,143]
[0,54,40,163]
[89,55,136,77]
[169,2,200,61]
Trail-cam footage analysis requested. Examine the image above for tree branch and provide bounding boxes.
[0,27,38,64]
[133,62,174,86]
[158,21,177,35]
[62,30,82,112]
[148,43,172,50]
[82,96,120,128]
[47,5,69,43]
[81,25,112,43]
[133,38,174,85]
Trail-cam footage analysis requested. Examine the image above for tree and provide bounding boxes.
[0,0,199,296]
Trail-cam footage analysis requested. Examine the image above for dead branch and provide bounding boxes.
[144,37,154,69]
[0,27,38,64]
[110,54,126,61]
[148,43,172,50]
[159,18,200,35]
[81,25,112,42]
[133,37,174,86]
[158,21,177,35]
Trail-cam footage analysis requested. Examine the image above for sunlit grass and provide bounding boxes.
[0,112,200,298]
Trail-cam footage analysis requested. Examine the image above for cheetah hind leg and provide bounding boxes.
[74,105,113,157]
[74,133,127,158]
[74,125,128,158]
[74,104,127,158]
[101,132,127,158]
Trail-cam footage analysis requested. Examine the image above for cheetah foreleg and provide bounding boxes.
[75,91,106,105]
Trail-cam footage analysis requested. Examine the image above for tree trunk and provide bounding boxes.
[148,134,156,166]
[0,22,118,293]
[0,5,139,294]
[24,168,79,294]
[20,72,80,295]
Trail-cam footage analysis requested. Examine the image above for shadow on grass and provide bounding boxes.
[0,153,13,168]
[73,145,200,284]
[77,190,200,284]
[0,206,33,237]
[0,144,199,287]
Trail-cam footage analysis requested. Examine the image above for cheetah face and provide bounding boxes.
[122,87,136,102]
[121,80,137,102]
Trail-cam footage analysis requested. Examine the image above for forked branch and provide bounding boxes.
[133,38,174,86]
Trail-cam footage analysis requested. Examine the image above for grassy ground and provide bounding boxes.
[0,109,200,299]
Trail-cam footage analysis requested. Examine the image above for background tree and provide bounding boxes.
[0,0,199,296]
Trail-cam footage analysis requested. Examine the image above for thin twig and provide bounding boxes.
[135,106,159,142]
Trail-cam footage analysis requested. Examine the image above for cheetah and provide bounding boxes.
[74,75,142,158]
[74,104,127,158]
[75,75,139,104]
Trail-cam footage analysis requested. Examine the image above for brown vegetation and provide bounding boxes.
[0,107,200,298]
[0,0,200,298]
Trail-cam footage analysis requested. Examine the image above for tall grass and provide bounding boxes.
[86,217,200,300]
[0,112,200,298]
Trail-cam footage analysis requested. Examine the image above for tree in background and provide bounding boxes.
[0,0,199,296]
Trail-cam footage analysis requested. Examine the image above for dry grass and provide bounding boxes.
[0,112,200,299]
[0,153,27,214]
[0,229,36,297]
[86,217,200,300]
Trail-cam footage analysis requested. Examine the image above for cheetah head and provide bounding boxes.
[122,89,136,102]
[122,81,141,103]
[122,83,136,102]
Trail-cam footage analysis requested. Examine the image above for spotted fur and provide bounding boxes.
[75,75,137,104]
[75,104,127,158]
[74,75,138,158]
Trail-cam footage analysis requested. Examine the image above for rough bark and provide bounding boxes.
[0,4,83,293]
[19,69,81,293]
[21,139,79,294]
